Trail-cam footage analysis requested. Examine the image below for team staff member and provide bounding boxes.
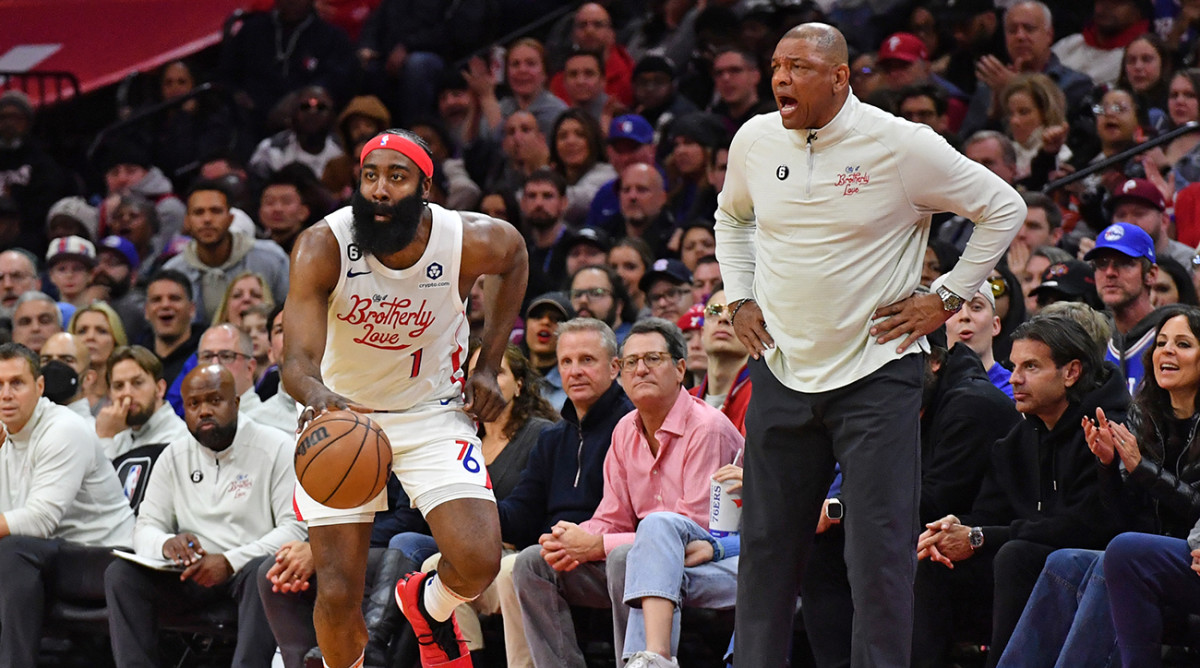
[714,23,1025,667]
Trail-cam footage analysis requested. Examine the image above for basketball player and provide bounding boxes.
[282,129,528,668]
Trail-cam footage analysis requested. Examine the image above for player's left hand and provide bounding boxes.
[871,293,952,353]
[464,368,507,422]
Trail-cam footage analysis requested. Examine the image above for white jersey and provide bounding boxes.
[322,204,469,412]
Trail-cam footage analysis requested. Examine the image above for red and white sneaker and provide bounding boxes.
[394,570,472,667]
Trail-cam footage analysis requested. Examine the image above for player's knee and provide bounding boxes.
[315,572,363,613]
[447,543,501,593]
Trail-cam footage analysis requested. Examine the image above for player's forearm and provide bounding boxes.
[281,357,329,407]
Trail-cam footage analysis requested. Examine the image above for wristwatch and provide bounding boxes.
[968,526,985,550]
[935,285,965,313]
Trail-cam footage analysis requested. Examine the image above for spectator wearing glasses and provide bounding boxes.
[692,290,751,433]
[548,3,635,109]
[1087,222,1162,394]
[247,86,345,181]
[707,47,775,136]
[641,259,693,323]
[512,317,742,668]
[569,265,634,343]
[0,249,42,325]
[195,323,281,432]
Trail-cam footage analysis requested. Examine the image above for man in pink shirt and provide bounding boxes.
[511,317,743,668]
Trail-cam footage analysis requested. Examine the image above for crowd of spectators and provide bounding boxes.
[11,0,1200,666]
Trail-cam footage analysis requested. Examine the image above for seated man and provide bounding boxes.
[0,342,135,667]
[105,364,306,668]
[913,315,1128,666]
[97,345,189,460]
[253,304,300,433]
[11,291,64,354]
[196,323,282,430]
[691,290,751,433]
[512,317,743,667]
[39,331,97,424]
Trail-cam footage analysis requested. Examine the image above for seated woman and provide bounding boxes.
[393,344,557,663]
[997,305,1200,667]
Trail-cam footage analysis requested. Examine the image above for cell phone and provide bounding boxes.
[825,498,844,521]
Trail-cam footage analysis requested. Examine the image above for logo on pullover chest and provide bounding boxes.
[227,473,253,499]
[336,294,436,350]
[834,165,870,196]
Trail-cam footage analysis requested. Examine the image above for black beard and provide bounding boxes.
[126,403,154,428]
[193,419,239,452]
[350,189,426,256]
[525,213,558,231]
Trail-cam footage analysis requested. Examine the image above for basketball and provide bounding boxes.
[295,410,392,509]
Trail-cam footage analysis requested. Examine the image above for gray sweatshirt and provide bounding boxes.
[102,401,190,460]
[133,415,306,573]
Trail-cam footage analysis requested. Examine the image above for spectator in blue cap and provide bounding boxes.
[92,235,148,343]
[1085,222,1161,393]
[586,113,659,231]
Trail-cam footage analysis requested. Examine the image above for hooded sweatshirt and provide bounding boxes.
[961,362,1131,550]
[130,166,186,244]
[163,231,290,323]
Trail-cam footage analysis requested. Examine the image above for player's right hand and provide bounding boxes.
[298,387,373,433]
[730,299,774,360]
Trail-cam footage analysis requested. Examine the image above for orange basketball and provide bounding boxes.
[295,410,392,509]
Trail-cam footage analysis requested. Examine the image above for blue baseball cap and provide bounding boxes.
[98,235,141,270]
[1084,222,1156,263]
[608,114,654,145]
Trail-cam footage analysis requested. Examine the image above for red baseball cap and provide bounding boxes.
[1111,178,1165,212]
[878,33,929,64]
[677,303,705,333]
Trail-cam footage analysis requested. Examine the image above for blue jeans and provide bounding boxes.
[388,532,438,570]
[622,512,739,660]
[997,548,1117,668]
[1104,532,1200,667]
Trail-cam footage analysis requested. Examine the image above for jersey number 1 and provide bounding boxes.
[409,349,423,378]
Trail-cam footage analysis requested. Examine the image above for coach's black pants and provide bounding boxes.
[734,355,922,668]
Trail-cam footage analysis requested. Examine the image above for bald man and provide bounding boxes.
[39,332,96,422]
[106,364,304,668]
[715,23,1024,666]
[608,163,675,258]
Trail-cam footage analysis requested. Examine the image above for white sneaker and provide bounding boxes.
[626,651,680,668]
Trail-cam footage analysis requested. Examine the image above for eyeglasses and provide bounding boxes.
[569,287,612,301]
[198,350,250,365]
[619,351,674,373]
[1091,255,1140,271]
[1092,103,1132,116]
[299,98,331,113]
[0,271,33,283]
[648,286,689,303]
[987,276,1008,299]
[704,302,730,320]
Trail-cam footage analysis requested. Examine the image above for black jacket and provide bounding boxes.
[496,382,634,548]
[962,362,1130,551]
[1100,407,1200,539]
[920,344,1021,524]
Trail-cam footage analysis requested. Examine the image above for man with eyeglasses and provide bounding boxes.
[513,317,742,668]
[195,323,282,433]
[98,345,189,460]
[548,3,634,108]
[0,249,43,324]
[39,332,97,424]
[692,290,751,433]
[569,265,633,342]
[641,258,694,323]
[248,86,344,181]
[1085,222,1161,394]
[708,48,775,134]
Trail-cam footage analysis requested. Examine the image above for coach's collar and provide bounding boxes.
[794,92,858,149]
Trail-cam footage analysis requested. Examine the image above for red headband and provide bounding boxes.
[359,134,433,178]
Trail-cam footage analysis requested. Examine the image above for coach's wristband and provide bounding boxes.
[729,298,754,323]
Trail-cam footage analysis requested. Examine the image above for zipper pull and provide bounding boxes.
[807,131,818,145]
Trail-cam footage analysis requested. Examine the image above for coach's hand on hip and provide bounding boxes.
[731,299,774,360]
[464,370,506,422]
[871,293,952,353]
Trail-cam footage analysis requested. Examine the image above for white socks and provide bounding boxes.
[423,572,475,622]
[322,652,364,668]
